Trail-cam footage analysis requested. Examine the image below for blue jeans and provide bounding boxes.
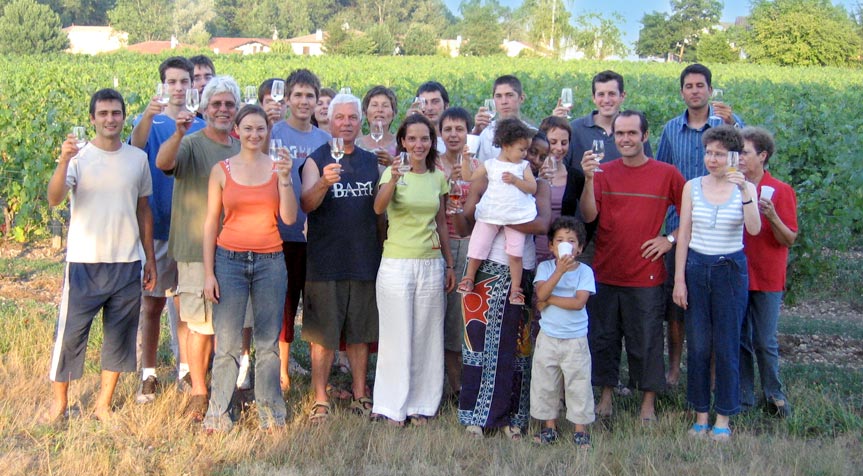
[684,249,748,416]
[740,291,787,407]
[204,247,287,431]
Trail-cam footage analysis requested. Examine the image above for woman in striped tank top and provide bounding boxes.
[672,125,761,442]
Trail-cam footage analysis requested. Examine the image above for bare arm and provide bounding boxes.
[451,174,487,236]
[373,167,401,215]
[202,164,224,303]
[546,291,590,311]
[136,196,157,291]
[672,182,693,310]
[130,98,164,149]
[509,178,551,236]
[579,150,599,222]
[435,195,456,293]
[47,134,77,206]
[760,198,797,247]
[275,150,298,225]
[742,181,762,236]
[502,165,537,195]
[155,111,195,171]
[300,158,340,213]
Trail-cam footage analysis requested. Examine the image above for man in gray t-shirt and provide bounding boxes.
[156,76,240,421]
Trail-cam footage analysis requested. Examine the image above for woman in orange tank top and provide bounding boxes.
[201,105,297,433]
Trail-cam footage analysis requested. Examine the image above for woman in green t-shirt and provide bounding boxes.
[370,114,456,426]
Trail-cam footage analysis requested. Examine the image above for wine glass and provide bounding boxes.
[72,126,87,155]
[560,88,573,119]
[592,139,605,173]
[185,89,200,116]
[330,137,345,168]
[271,80,285,103]
[244,86,258,105]
[542,155,557,181]
[484,99,496,120]
[709,88,724,122]
[370,120,384,146]
[269,138,282,162]
[339,87,352,95]
[156,83,170,105]
[447,178,463,215]
[396,152,410,186]
[412,96,426,113]
[727,151,739,173]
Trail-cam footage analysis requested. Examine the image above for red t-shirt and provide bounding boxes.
[593,158,685,287]
[743,171,798,291]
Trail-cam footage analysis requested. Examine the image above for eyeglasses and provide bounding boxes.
[704,151,727,160]
[209,101,237,110]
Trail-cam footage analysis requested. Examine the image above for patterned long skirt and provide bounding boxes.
[458,259,535,429]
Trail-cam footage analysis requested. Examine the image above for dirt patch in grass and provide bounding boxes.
[780,334,863,369]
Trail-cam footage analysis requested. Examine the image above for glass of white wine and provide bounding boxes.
[370,120,384,147]
[339,87,352,95]
[185,89,200,118]
[709,88,724,122]
[542,155,557,181]
[560,88,573,119]
[271,80,285,103]
[330,137,345,169]
[72,126,87,156]
[269,138,282,162]
[156,83,170,105]
[484,99,496,120]
[397,152,411,186]
[592,139,605,173]
[727,151,739,173]
[244,86,258,105]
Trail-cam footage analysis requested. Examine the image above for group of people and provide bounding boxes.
[46,57,798,445]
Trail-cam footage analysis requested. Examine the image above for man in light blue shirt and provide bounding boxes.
[656,63,744,387]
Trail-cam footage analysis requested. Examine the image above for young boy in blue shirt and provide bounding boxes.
[531,216,596,447]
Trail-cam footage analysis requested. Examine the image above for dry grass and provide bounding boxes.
[1,249,862,476]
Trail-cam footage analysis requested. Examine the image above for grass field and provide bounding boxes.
[1,242,861,476]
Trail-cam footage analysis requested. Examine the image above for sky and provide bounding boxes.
[441,0,860,49]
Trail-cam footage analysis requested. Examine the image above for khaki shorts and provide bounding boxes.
[530,331,595,425]
[176,262,214,335]
[302,280,378,349]
[142,239,178,298]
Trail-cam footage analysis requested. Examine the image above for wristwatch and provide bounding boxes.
[665,234,676,244]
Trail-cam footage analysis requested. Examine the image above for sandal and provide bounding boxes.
[349,396,373,417]
[533,427,559,445]
[308,401,331,423]
[509,288,525,306]
[457,277,475,294]
[573,432,591,449]
[688,423,711,438]
[710,426,732,442]
[502,424,522,440]
[465,425,484,439]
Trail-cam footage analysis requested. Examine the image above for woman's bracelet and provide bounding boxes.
[742,199,753,205]
[279,180,293,187]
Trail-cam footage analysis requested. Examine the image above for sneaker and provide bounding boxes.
[289,356,309,376]
[177,373,192,394]
[136,376,158,404]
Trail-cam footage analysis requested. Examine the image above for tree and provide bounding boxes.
[745,0,862,66]
[458,0,504,56]
[107,0,172,43]
[572,11,628,60]
[0,0,69,54]
[696,28,739,63]
[366,23,394,55]
[403,23,437,55]
[173,0,214,45]
[635,0,722,59]
[515,0,574,53]
[40,0,114,26]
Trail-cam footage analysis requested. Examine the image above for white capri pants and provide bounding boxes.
[372,257,446,421]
